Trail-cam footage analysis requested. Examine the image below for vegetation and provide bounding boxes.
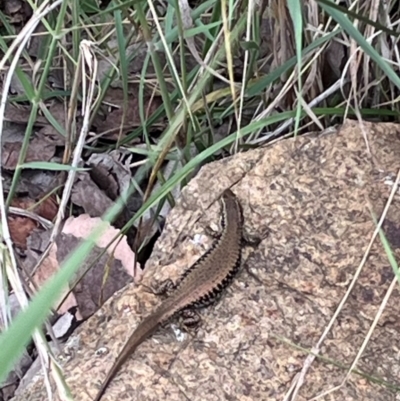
[0,0,399,397]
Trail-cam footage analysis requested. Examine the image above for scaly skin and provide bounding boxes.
[93,189,243,401]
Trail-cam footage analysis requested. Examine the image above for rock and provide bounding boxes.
[14,120,400,401]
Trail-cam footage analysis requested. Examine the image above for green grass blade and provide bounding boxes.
[287,0,303,136]
[246,28,341,97]
[318,0,400,89]
[20,162,89,171]
[0,190,131,382]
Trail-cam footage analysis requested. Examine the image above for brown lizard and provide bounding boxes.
[93,189,243,401]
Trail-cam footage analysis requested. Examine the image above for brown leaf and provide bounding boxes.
[24,231,74,313]
[62,215,138,279]
[36,102,72,146]
[2,136,56,170]
[4,104,47,126]
[87,151,133,201]
[56,234,132,319]
[24,215,138,320]
[8,215,37,249]
[11,195,58,221]
[35,196,58,221]
[58,215,138,318]
[89,164,119,201]
[8,196,57,249]
[71,174,114,217]
[93,87,163,139]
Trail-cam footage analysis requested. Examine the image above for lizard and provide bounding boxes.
[93,188,243,401]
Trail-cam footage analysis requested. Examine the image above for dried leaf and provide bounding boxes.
[8,215,37,249]
[93,87,163,138]
[71,174,114,217]
[2,136,56,171]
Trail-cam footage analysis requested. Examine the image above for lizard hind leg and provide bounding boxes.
[151,278,177,297]
[204,225,221,239]
[179,309,201,333]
